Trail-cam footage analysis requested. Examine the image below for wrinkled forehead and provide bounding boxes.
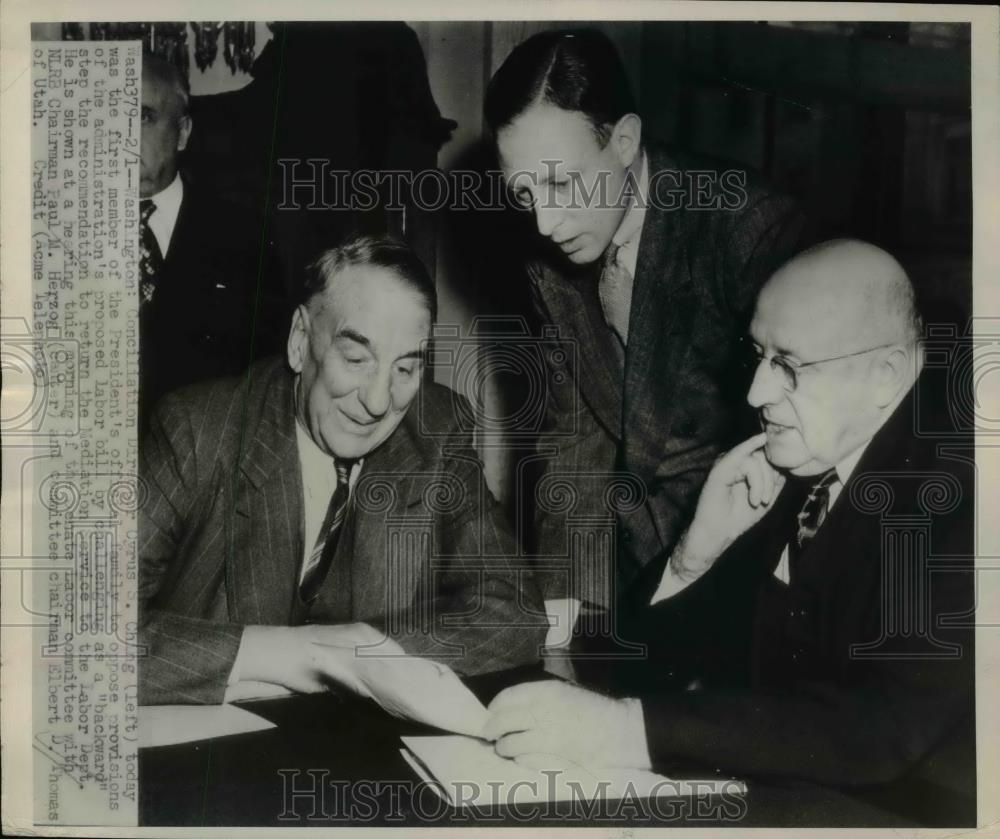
[312,266,431,343]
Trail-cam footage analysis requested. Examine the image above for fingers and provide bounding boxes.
[742,450,774,508]
[487,681,556,714]
[480,706,537,741]
[724,432,768,464]
[495,730,553,760]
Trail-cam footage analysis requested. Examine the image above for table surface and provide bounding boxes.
[139,665,972,827]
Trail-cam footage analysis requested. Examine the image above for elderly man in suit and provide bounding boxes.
[139,235,546,705]
[482,241,975,816]
[484,29,804,654]
[139,54,284,430]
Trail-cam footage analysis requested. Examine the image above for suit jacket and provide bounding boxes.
[613,372,975,798]
[527,141,805,605]
[139,179,287,432]
[138,357,546,705]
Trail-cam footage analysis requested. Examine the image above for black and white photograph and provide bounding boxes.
[2,1,998,833]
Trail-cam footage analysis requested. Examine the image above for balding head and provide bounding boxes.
[747,239,923,476]
[759,239,921,355]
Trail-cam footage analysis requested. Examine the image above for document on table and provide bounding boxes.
[401,735,747,807]
[139,704,277,748]
[352,655,489,737]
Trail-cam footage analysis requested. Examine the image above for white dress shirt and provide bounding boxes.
[226,421,363,692]
[294,419,363,584]
[146,172,184,258]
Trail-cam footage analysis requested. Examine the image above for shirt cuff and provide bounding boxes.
[650,557,696,605]
[543,597,582,649]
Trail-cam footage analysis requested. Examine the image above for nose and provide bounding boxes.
[357,364,392,418]
[534,201,564,239]
[746,357,784,409]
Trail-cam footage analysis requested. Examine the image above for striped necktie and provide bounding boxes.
[598,242,633,346]
[788,468,838,583]
[139,199,163,306]
[299,459,354,603]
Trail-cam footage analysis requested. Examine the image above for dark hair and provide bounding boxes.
[484,29,636,146]
[301,234,437,321]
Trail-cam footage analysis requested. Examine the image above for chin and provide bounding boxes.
[763,439,805,472]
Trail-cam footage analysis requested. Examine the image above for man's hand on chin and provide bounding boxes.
[233,622,405,698]
[480,681,652,773]
[676,432,786,581]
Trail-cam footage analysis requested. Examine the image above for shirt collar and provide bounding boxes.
[294,409,363,488]
[612,149,648,250]
[147,172,184,255]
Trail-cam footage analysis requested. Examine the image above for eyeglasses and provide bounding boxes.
[739,337,899,393]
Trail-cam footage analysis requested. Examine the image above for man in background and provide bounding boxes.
[485,29,805,659]
[139,235,545,705]
[138,53,283,429]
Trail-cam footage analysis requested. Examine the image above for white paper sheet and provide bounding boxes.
[139,704,277,748]
[401,735,747,807]
[353,655,489,737]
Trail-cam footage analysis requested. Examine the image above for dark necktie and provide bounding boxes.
[299,460,355,603]
[788,468,838,583]
[598,242,633,345]
[139,199,163,306]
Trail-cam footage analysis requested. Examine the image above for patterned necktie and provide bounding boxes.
[139,199,163,306]
[598,242,633,346]
[788,468,838,583]
[299,460,355,603]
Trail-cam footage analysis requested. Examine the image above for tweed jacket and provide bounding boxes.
[528,141,805,604]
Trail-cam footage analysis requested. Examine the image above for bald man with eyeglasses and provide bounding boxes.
[480,240,976,818]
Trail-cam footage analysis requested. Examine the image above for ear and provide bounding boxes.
[611,113,642,168]
[286,305,310,373]
[872,345,912,408]
[176,114,192,153]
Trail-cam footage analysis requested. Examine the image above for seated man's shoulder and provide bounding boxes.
[401,381,485,474]
[148,356,290,454]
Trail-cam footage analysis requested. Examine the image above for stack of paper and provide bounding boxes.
[401,735,747,807]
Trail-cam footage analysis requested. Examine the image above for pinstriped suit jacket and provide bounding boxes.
[528,141,805,606]
[139,357,546,705]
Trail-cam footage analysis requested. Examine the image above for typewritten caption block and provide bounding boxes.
[29,41,141,827]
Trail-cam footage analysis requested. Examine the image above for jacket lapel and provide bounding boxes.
[228,364,303,625]
[532,261,624,439]
[622,145,697,471]
[346,405,435,619]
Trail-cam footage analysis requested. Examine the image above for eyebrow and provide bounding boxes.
[335,328,426,362]
[750,337,798,360]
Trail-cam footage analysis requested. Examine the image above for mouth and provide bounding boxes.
[553,235,581,252]
[762,417,795,435]
[339,409,379,431]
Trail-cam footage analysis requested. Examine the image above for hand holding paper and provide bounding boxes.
[482,680,652,772]
[352,655,489,737]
